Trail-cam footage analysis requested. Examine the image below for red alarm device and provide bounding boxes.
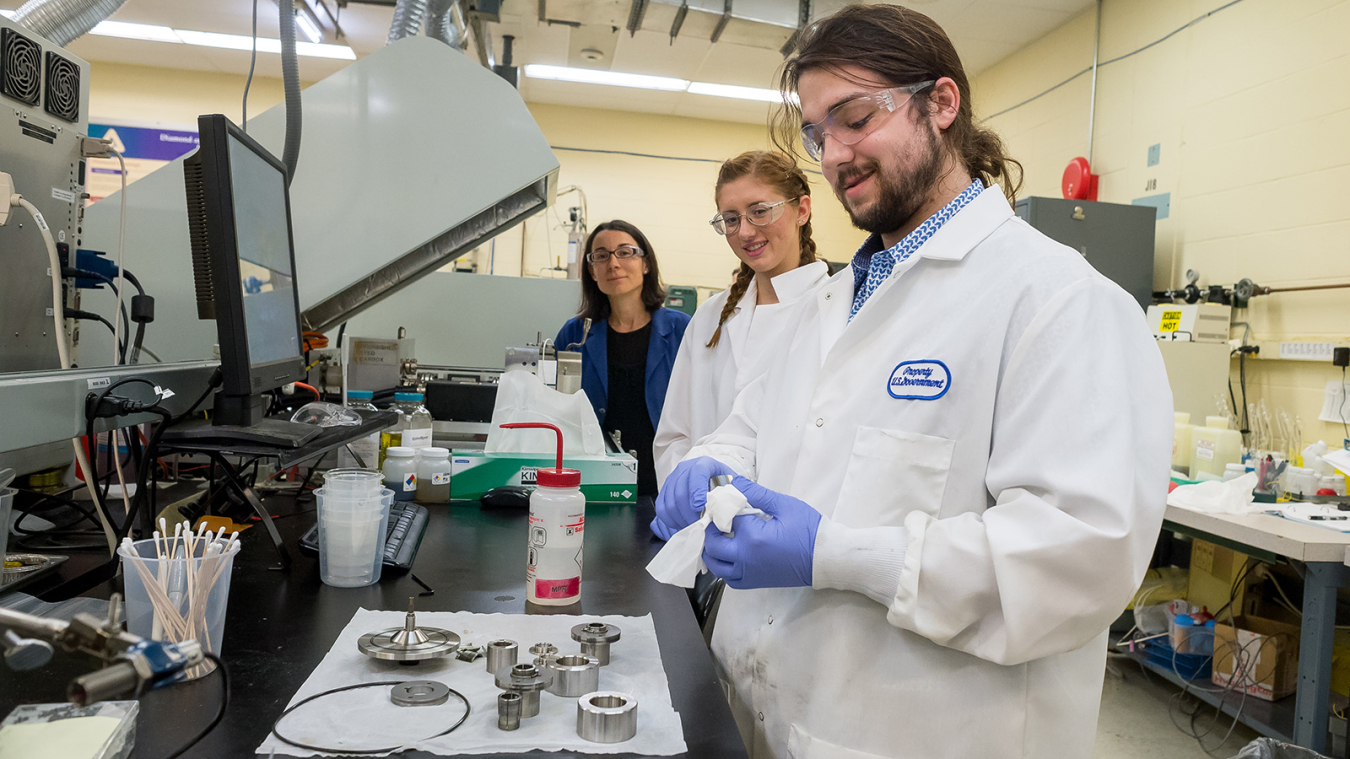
[1062,157,1099,201]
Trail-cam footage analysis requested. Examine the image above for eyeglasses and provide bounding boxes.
[799,80,936,161]
[709,199,795,236]
[586,244,646,265]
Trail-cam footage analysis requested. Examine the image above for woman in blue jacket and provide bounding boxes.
[556,220,691,498]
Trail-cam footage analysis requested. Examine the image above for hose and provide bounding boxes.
[426,0,460,47]
[278,0,303,185]
[12,0,128,46]
[387,0,429,44]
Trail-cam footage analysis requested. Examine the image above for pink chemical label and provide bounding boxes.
[534,577,580,599]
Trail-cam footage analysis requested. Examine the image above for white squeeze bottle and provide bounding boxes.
[500,422,585,606]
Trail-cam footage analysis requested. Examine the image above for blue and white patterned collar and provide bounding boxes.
[849,179,984,318]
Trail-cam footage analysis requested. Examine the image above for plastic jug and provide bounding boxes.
[1189,416,1242,481]
[1172,412,1193,473]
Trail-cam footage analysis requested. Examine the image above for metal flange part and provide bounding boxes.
[358,598,460,663]
[577,691,638,743]
[390,680,451,707]
[546,654,600,697]
[570,622,621,666]
[498,662,553,718]
[528,642,558,670]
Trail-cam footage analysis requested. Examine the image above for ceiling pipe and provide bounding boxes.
[387,0,429,44]
[12,0,128,46]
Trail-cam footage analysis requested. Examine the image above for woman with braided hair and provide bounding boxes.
[653,151,830,493]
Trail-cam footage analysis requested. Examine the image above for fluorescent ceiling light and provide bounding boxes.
[294,11,323,44]
[524,63,788,103]
[524,64,688,92]
[89,20,181,43]
[0,13,355,60]
[687,81,785,103]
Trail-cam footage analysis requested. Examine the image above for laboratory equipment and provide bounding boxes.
[1190,416,1242,480]
[577,692,638,743]
[316,485,394,587]
[178,114,316,445]
[396,392,434,449]
[416,447,452,503]
[1146,303,1232,344]
[356,597,460,663]
[486,639,519,675]
[547,654,601,697]
[0,593,204,706]
[337,391,380,468]
[382,446,418,502]
[0,701,139,759]
[528,641,559,671]
[497,662,552,718]
[297,500,429,572]
[500,422,585,606]
[498,691,522,731]
[572,622,621,666]
[1014,197,1156,310]
[1172,413,1193,472]
[270,679,470,753]
[119,529,238,679]
[389,680,450,707]
[0,482,12,565]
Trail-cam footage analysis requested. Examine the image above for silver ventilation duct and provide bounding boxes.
[387,0,430,44]
[12,0,128,47]
[426,0,464,49]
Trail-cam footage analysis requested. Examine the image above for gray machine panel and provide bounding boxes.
[0,17,90,373]
[1014,197,1156,310]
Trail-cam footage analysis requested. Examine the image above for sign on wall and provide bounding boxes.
[86,122,199,203]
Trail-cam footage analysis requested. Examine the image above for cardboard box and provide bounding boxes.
[449,450,638,503]
[1212,615,1301,701]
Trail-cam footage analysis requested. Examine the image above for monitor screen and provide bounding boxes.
[227,132,301,368]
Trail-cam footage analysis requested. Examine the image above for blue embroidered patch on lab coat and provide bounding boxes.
[888,360,951,400]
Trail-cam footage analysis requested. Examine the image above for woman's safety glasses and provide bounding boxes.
[799,80,935,161]
[709,199,793,236]
[586,244,646,265]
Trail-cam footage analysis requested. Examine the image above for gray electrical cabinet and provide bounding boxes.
[1014,197,1156,310]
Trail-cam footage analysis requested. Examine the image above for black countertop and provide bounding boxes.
[0,498,747,759]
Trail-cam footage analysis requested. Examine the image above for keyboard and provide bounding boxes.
[298,501,429,573]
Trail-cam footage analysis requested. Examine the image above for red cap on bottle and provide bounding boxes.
[499,422,580,488]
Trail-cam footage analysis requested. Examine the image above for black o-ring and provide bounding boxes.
[271,680,471,754]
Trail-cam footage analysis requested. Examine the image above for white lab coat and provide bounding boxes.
[654,261,831,488]
[686,187,1173,759]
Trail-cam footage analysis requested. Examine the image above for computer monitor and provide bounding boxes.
[183,114,315,444]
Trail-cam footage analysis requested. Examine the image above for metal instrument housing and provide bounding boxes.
[577,691,638,743]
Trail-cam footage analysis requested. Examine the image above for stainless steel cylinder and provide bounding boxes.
[577,691,638,743]
[486,639,518,675]
[571,622,621,666]
[498,691,522,731]
[528,642,558,669]
[547,654,600,697]
[501,662,551,718]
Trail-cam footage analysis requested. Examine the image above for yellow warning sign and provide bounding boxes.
[1159,309,1183,332]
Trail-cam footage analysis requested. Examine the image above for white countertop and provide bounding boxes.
[1164,505,1350,564]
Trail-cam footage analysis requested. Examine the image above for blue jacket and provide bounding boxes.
[555,307,692,429]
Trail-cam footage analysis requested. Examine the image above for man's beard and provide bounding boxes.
[835,126,943,237]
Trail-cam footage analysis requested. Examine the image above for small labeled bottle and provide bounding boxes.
[397,392,434,450]
[382,446,418,501]
[500,422,584,606]
[416,447,452,503]
[379,404,407,468]
[338,390,380,469]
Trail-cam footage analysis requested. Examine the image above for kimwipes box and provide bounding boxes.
[1211,616,1301,701]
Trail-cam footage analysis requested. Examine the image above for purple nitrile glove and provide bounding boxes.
[650,457,735,541]
[701,476,821,589]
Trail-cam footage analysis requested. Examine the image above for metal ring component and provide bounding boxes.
[709,474,734,489]
[486,639,518,675]
[390,680,450,707]
[546,654,600,697]
[529,641,559,671]
[498,691,522,731]
[271,680,470,754]
[571,622,621,666]
[357,598,460,663]
[497,662,553,718]
[576,691,638,743]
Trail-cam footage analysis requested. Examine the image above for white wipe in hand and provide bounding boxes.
[646,483,766,588]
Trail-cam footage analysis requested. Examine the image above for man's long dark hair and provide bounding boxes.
[773,4,1023,203]
[577,219,668,323]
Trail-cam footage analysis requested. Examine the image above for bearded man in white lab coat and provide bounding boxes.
[653,5,1174,758]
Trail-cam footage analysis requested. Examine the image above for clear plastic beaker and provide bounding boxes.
[119,536,237,679]
[321,469,384,498]
[317,489,392,587]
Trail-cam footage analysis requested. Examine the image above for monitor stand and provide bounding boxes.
[162,391,321,448]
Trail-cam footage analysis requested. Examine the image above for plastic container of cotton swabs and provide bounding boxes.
[118,520,240,679]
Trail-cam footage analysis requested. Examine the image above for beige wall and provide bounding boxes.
[972,0,1350,448]
[87,62,867,304]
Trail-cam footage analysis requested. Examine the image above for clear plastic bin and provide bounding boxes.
[1170,615,1216,656]
[316,487,392,587]
[119,536,237,679]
